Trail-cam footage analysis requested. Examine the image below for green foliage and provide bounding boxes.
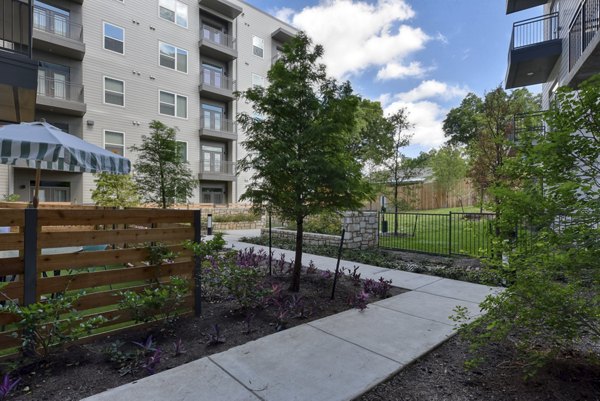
[146,243,178,266]
[185,232,226,259]
[118,276,190,324]
[211,212,259,223]
[104,336,158,376]
[0,292,107,358]
[459,75,600,374]
[285,213,341,235]
[130,121,196,209]
[1,194,19,202]
[350,98,395,166]
[91,173,140,208]
[236,32,373,291]
[429,146,467,207]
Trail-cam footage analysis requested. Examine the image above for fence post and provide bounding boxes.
[23,208,38,306]
[448,212,452,256]
[193,210,202,316]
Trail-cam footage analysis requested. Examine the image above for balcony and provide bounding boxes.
[199,160,236,182]
[36,72,86,116]
[567,0,600,87]
[199,114,237,141]
[32,6,85,60]
[511,111,546,142]
[505,13,562,89]
[199,25,237,60]
[506,0,549,14]
[199,68,235,101]
[0,0,37,123]
[271,27,295,43]
[199,0,242,19]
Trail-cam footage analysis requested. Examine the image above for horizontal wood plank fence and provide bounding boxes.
[0,208,202,355]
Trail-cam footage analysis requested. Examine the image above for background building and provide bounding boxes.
[0,0,297,204]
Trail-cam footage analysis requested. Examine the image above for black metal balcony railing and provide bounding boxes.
[569,0,600,70]
[512,12,559,49]
[511,111,546,142]
[200,160,236,175]
[201,24,235,50]
[37,74,84,102]
[0,0,32,56]
[201,68,234,91]
[33,6,83,41]
[200,114,236,133]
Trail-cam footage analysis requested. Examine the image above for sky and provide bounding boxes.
[245,0,542,156]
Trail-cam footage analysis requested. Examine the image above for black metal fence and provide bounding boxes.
[378,212,497,257]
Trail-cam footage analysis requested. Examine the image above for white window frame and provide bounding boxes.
[158,41,188,74]
[252,73,265,87]
[158,0,188,29]
[103,130,126,156]
[158,89,188,119]
[103,22,125,55]
[176,140,188,162]
[103,76,125,107]
[252,36,264,58]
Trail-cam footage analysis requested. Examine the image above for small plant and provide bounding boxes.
[320,270,333,280]
[172,338,186,356]
[274,253,287,275]
[0,374,20,399]
[1,194,19,203]
[185,233,227,259]
[146,243,178,266]
[363,277,393,298]
[275,308,288,332]
[143,349,161,375]
[306,260,318,274]
[243,312,255,335]
[345,266,362,287]
[1,291,107,358]
[350,291,369,311]
[132,335,156,353]
[207,324,226,345]
[118,276,189,324]
[104,335,161,376]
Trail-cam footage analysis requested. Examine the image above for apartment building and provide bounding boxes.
[0,0,297,204]
[505,0,600,109]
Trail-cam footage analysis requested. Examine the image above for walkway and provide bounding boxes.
[82,230,500,401]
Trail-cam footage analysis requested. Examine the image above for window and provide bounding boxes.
[252,36,264,58]
[159,0,188,28]
[159,42,188,73]
[202,103,225,131]
[176,141,188,162]
[252,73,265,87]
[159,90,187,118]
[104,130,125,156]
[104,77,124,106]
[103,22,124,54]
[34,2,70,38]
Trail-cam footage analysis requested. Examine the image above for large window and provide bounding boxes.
[104,130,125,156]
[159,0,188,28]
[159,42,188,73]
[159,90,187,118]
[103,22,124,54]
[33,1,70,38]
[252,36,264,58]
[104,77,124,106]
[201,103,225,131]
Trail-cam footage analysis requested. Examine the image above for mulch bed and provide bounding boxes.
[358,335,600,401]
[8,272,405,401]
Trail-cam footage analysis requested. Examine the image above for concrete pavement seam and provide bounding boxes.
[207,356,267,401]
[370,302,457,327]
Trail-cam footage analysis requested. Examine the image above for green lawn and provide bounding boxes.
[378,211,496,257]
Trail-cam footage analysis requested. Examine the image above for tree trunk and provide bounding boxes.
[393,182,399,235]
[290,215,304,292]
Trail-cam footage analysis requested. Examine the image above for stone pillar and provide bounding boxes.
[342,211,378,249]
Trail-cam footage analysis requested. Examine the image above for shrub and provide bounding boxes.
[184,233,226,259]
[285,213,342,235]
[118,276,190,324]
[0,292,107,358]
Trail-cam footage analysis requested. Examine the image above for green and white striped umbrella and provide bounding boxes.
[0,122,130,174]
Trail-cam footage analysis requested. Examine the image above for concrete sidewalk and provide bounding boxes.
[82,231,500,401]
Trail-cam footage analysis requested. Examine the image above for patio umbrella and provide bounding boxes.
[0,121,131,207]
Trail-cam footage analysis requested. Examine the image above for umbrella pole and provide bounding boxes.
[33,162,41,209]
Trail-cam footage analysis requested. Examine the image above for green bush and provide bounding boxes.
[118,276,190,324]
[211,212,260,223]
[285,213,342,235]
[1,292,107,358]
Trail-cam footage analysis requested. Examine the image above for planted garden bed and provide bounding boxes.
[4,243,404,401]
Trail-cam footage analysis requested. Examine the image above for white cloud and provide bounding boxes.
[383,81,469,148]
[276,0,430,80]
[376,61,431,80]
[394,80,469,102]
[273,7,295,24]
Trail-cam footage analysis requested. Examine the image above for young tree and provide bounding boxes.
[237,32,372,292]
[428,146,467,208]
[91,173,140,208]
[130,121,196,209]
[461,75,600,373]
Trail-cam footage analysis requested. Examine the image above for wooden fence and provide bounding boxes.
[0,208,201,355]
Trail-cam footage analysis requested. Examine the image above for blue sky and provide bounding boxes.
[246,0,542,156]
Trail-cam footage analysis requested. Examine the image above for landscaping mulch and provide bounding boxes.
[358,335,600,401]
[8,272,404,401]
